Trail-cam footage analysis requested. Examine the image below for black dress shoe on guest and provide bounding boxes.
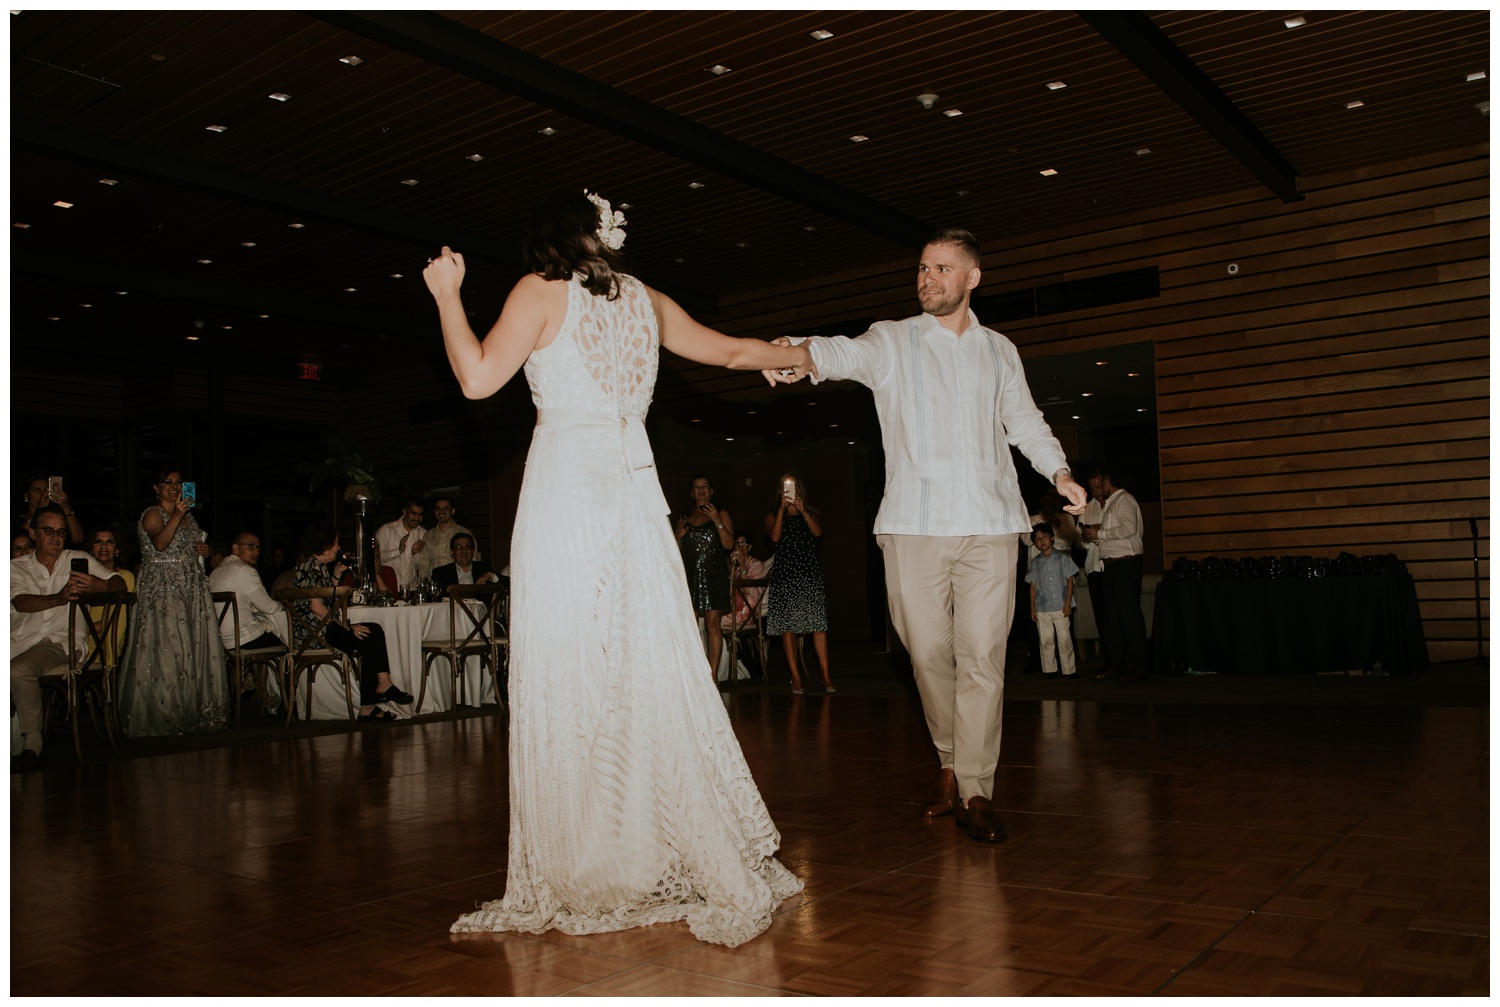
[374,686,413,705]
[954,796,1007,843]
[920,767,958,817]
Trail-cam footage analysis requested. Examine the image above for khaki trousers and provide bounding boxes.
[879,534,1016,802]
[11,639,70,752]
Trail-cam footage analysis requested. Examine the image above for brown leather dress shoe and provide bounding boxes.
[920,767,958,817]
[954,796,1007,843]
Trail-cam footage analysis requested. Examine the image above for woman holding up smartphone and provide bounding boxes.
[765,473,833,694]
[118,465,230,737]
[675,474,734,677]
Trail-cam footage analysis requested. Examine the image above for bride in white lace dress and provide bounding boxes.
[422,191,814,947]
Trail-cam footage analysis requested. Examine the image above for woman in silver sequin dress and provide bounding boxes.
[118,466,230,737]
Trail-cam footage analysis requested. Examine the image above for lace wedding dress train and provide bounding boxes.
[451,274,801,948]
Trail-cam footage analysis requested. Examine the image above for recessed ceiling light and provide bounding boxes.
[13,222,29,228]
[725,437,734,442]
[747,410,757,415]
[205,124,228,132]
[339,55,364,66]
[807,401,817,406]
[98,178,118,185]
[956,189,972,196]
[400,178,419,185]
[196,259,212,264]
[1071,415,1081,420]
[1136,407,1149,413]
[803,225,817,231]
[1467,71,1487,81]
[79,303,92,308]
[690,418,701,423]
[688,182,705,189]
[1045,81,1066,90]
[736,242,749,248]
[1284,16,1307,28]
[221,325,233,330]
[268,92,291,102]
[1345,100,1364,109]
[343,287,357,293]
[240,241,257,247]
[1081,392,1094,397]
[618,202,632,210]
[1095,360,1108,366]
[942,108,963,117]
[1127,371,1141,377]
[115,290,127,295]
[1039,168,1058,176]
[850,134,869,142]
[389,273,403,279]
[829,423,839,429]
[257,314,269,319]
[707,64,731,75]
[674,257,685,262]
[1135,147,1152,155]
[287,222,305,229]
[466,153,484,161]
[46,316,59,321]
[809,29,833,40]
[538,127,557,136]
[52,200,73,208]
[186,335,200,341]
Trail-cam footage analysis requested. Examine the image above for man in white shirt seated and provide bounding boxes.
[207,532,286,650]
[431,533,498,591]
[11,504,127,770]
[419,496,480,581]
[374,499,427,589]
[780,228,1087,844]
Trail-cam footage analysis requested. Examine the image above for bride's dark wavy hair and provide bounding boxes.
[522,190,626,300]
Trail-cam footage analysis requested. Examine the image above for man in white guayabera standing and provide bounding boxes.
[773,228,1087,843]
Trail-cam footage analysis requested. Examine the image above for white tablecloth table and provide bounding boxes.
[292,601,499,721]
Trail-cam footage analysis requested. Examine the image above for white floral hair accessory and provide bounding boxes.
[584,190,627,250]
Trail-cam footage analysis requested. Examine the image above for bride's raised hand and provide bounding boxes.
[423,246,466,302]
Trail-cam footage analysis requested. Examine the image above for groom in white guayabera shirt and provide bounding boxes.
[775,228,1087,843]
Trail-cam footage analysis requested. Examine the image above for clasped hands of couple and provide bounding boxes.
[759,336,816,388]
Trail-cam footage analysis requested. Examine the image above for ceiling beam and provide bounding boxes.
[309,10,936,248]
[1078,11,1302,203]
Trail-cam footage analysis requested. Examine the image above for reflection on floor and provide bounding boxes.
[10,645,1488,995]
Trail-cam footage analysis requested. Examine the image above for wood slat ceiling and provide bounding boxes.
[9,9,1490,382]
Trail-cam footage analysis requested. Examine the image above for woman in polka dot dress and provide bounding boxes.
[764,473,833,694]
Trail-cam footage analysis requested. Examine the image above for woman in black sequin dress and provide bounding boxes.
[765,473,833,694]
[674,474,734,677]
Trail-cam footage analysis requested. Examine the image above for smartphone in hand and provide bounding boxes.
[70,557,89,574]
[48,475,63,498]
[782,478,795,502]
[181,482,197,507]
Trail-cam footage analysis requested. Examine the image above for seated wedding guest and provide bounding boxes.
[87,524,135,666]
[722,534,767,631]
[374,500,426,589]
[431,532,498,591]
[420,496,480,580]
[11,505,126,770]
[13,532,35,559]
[260,543,291,590]
[18,475,84,545]
[292,524,414,721]
[205,539,230,576]
[208,532,286,650]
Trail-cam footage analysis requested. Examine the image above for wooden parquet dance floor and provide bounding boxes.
[10,648,1489,996]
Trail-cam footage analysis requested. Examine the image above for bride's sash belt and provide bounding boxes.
[535,409,670,517]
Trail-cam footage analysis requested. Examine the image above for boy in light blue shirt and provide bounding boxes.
[1025,523,1079,678]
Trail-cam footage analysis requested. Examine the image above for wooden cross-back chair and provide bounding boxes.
[417,582,509,714]
[725,568,770,679]
[272,586,356,726]
[41,591,135,759]
[211,591,288,724]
